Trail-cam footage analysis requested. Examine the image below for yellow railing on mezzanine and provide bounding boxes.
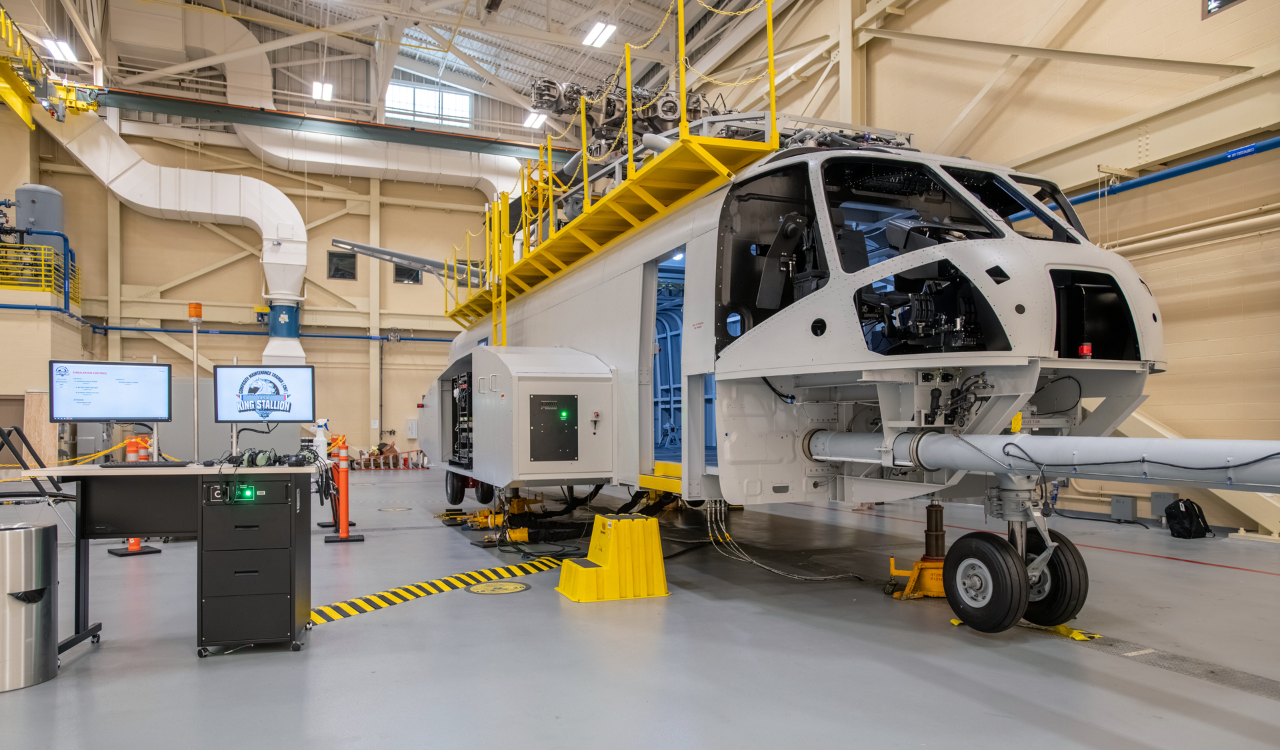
[0,244,81,306]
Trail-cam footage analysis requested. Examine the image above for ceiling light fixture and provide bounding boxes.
[42,39,76,63]
[582,22,616,48]
[312,82,333,101]
[523,112,548,128]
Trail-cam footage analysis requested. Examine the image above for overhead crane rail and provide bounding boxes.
[0,4,100,128]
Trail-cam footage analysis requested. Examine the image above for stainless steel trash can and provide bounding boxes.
[0,523,58,692]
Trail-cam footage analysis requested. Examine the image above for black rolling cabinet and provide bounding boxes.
[198,470,312,656]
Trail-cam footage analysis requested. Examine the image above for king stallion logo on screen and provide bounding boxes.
[237,370,294,420]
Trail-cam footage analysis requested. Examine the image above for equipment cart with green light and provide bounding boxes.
[22,464,316,658]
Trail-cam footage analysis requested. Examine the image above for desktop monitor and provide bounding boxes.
[213,365,316,424]
[49,361,172,422]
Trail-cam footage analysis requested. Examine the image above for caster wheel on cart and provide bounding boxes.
[1017,528,1089,627]
[304,622,314,631]
[197,647,211,658]
[476,482,495,505]
[290,642,303,652]
[943,532,1029,633]
[445,471,466,506]
[91,634,100,644]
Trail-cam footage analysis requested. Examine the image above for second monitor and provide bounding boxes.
[213,366,316,423]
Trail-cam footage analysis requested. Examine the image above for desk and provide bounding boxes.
[22,465,315,656]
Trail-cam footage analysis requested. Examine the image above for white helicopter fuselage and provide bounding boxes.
[429,146,1164,507]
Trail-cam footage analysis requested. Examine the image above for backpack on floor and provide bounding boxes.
[1165,498,1215,539]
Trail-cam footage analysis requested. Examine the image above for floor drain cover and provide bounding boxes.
[467,581,531,595]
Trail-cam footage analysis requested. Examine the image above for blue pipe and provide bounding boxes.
[1008,135,1280,222]
[0,303,93,326]
[1067,135,1280,207]
[25,229,75,311]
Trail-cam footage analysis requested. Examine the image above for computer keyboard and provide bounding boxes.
[100,460,193,468]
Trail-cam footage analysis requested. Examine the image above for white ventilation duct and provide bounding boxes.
[34,104,309,364]
[177,6,519,198]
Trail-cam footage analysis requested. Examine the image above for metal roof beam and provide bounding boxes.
[121,15,385,87]
[367,0,669,62]
[860,28,1253,78]
[414,24,534,110]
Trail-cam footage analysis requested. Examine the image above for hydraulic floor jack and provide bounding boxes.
[886,500,947,599]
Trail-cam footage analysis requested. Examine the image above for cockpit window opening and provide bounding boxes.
[821,158,1001,274]
[1009,175,1088,240]
[942,166,1080,244]
[714,164,831,352]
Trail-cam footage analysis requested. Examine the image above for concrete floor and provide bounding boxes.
[1,470,1278,749]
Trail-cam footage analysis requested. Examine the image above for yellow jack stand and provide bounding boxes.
[557,514,669,602]
[889,557,946,600]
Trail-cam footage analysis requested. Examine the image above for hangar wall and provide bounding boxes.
[13,127,478,456]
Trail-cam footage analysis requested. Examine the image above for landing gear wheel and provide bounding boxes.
[943,532,1029,633]
[197,647,210,658]
[1019,529,1089,627]
[445,471,466,506]
[476,482,495,505]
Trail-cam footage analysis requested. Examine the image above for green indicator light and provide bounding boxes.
[560,410,569,420]
[235,485,255,501]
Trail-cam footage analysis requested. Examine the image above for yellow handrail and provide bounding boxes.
[447,0,778,332]
[0,244,80,306]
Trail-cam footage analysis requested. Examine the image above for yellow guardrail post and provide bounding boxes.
[535,147,544,247]
[498,191,510,346]
[765,0,779,148]
[545,135,555,240]
[521,164,530,261]
[625,43,635,178]
[579,96,590,211]
[677,0,688,140]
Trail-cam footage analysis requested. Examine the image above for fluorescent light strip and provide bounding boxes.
[56,41,77,63]
[592,24,617,47]
[583,22,617,48]
[523,112,547,128]
[43,39,68,62]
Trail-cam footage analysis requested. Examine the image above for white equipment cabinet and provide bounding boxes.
[432,347,614,489]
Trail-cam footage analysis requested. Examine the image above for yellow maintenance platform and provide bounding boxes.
[444,0,783,343]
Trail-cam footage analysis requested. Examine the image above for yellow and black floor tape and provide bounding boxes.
[309,557,563,626]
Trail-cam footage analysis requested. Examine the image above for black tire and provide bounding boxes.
[445,471,466,506]
[1020,529,1089,627]
[476,482,495,505]
[943,531,1029,633]
[290,642,303,652]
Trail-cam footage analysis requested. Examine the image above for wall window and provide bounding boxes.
[1204,0,1248,19]
[394,264,422,284]
[328,251,357,280]
[387,83,471,128]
